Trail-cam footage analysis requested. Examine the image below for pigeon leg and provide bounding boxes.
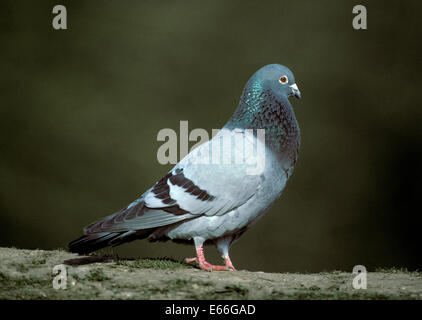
[216,236,237,271]
[222,255,236,270]
[186,237,232,271]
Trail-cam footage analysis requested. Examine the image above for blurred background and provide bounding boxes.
[1,0,421,273]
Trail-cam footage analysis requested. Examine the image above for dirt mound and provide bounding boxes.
[0,247,421,300]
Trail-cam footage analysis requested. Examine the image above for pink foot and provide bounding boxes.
[223,256,236,271]
[185,246,236,271]
[199,261,232,271]
[184,257,198,264]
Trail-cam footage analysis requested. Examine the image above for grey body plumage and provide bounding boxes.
[69,64,301,271]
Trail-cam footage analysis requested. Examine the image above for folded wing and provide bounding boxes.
[84,128,265,235]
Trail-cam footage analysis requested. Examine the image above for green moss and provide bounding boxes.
[85,268,110,282]
[209,284,249,299]
[192,280,213,287]
[116,257,189,270]
[147,284,170,295]
[8,262,29,272]
[0,271,9,282]
[0,272,52,299]
[166,278,189,288]
[31,257,47,265]
[375,267,421,275]
[269,289,418,300]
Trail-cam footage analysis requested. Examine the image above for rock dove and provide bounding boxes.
[68,64,301,271]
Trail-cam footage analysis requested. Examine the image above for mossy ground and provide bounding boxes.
[0,247,421,300]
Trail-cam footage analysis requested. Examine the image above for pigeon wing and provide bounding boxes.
[84,129,265,234]
[144,128,265,216]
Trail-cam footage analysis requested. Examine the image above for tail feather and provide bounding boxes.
[68,229,155,254]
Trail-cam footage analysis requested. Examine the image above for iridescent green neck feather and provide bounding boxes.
[224,80,301,166]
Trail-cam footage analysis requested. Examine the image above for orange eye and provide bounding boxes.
[279,76,288,84]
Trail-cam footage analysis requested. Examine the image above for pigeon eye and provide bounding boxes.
[279,76,288,84]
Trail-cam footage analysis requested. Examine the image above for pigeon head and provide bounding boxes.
[225,64,301,163]
[226,64,302,131]
[247,64,301,100]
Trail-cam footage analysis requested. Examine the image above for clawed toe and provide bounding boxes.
[185,257,234,271]
[199,261,232,272]
[188,243,237,272]
[184,257,198,264]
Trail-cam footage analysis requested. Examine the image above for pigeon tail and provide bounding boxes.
[68,229,155,255]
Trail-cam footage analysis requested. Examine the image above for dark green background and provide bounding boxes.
[1,1,421,272]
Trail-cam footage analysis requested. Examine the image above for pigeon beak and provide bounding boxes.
[290,83,301,99]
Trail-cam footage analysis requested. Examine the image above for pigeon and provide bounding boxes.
[68,64,301,271]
